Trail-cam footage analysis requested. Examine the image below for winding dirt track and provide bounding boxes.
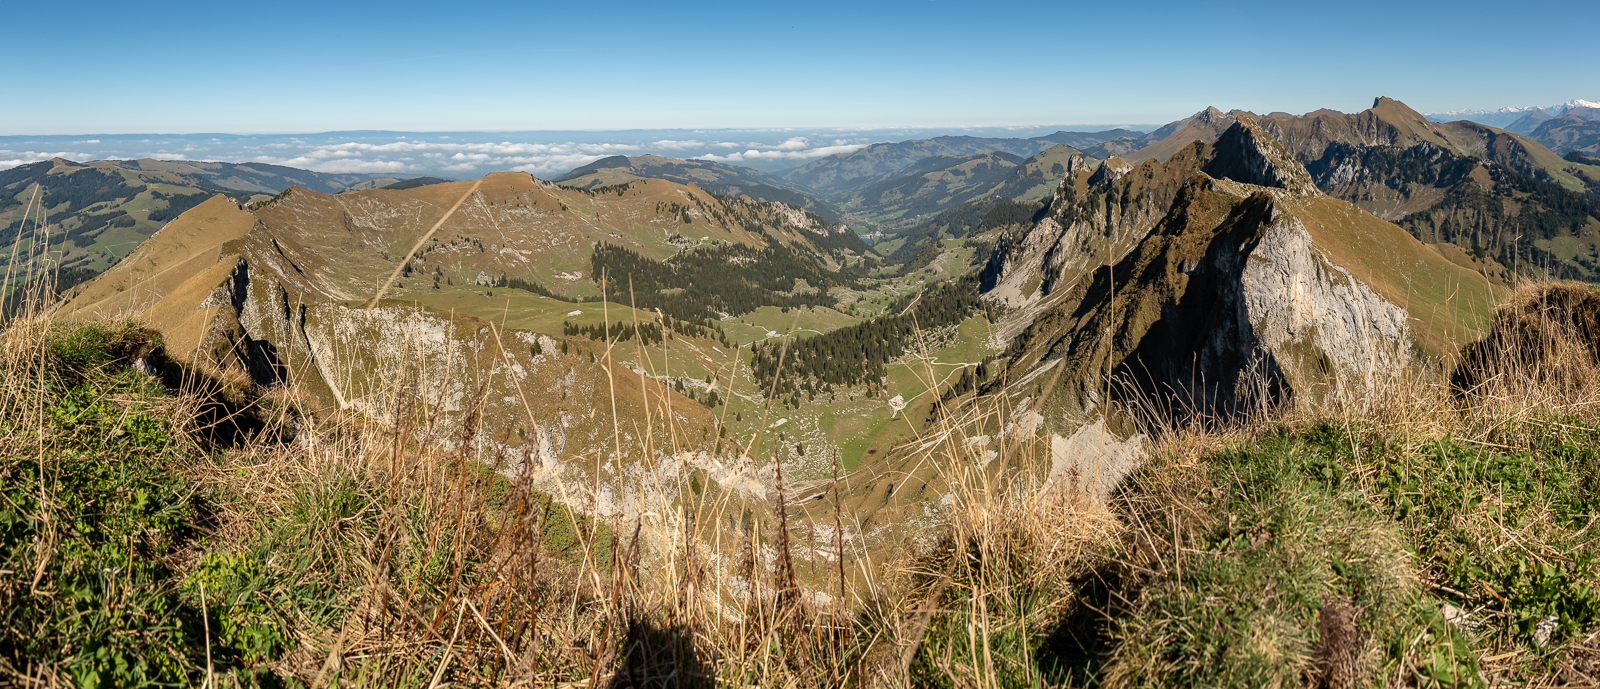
[366,178,484,309]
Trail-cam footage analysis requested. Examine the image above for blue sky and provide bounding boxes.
[2,0,1596,134]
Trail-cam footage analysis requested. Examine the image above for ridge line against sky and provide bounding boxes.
[3,0,1596,136]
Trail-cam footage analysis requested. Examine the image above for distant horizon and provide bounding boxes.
[3,89,1595,179]
[0,123,1165,139]
[0,124,1164,177]
[5,1,1595,135]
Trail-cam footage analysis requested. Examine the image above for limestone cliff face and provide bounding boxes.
[980,116,1310,321]
[1238,206,1412,404]
[981,150,1203,314]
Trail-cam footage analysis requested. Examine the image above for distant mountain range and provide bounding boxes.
[827,97,1600,281]
[553,154,836,220]
[775,130,1132,198]
[1425,99,1600,128]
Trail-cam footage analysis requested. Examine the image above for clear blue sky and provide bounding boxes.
[2,0,1596,134]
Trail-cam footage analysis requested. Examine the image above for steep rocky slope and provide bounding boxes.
[981,116,1499,431]
[1118,98,1600,282]
[58,171,875,518]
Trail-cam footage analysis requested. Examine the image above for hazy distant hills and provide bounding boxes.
[839,145,1092,241]
[779,130,1129,199]
[1527,111,1600,157]
[1505,109,1554,135]
[552,154,835,220]
[0,158,414,283]
[111,159,412,195]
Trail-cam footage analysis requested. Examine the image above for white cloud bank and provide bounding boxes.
[0,150,93,171]
[692,137,866,163]
[2,135,869,176]
[250,140,644,177]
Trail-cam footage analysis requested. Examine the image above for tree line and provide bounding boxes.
[563,319,664,346]
[749,276,987,407]
[590,242,853,322]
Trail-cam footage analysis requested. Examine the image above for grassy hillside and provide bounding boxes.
[842,145,1092,255]
[839,151,1024,230]
[781,135,1065,199]
[1531,114,1600,156]
[50,169,902,534]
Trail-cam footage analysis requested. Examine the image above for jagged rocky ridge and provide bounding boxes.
[979,115,1497,430]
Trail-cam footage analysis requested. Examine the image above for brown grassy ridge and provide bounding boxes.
[0,281,1597,687]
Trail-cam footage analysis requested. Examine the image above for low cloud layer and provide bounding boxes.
[1,150,94,170]
[0,124,1103,178]
[692,137,867,163]
[247,136,864,176]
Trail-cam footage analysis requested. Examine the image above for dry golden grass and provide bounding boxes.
[2,279,1598,687]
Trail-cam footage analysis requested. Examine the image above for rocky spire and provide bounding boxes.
[1087,155,1134,188]
[1201,115,1319,194]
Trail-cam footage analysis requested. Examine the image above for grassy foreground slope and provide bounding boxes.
[5,281,1597,686]
[903,281,1600,688]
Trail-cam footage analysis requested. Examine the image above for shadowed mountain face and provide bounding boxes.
[1506,109,1553,135]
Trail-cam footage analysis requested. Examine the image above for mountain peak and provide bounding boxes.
[1087,155,1133,187]
[1201,116,1318,194]
[1369,96,1426,119]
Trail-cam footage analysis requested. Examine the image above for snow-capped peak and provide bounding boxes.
[1425,98,1598,118]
